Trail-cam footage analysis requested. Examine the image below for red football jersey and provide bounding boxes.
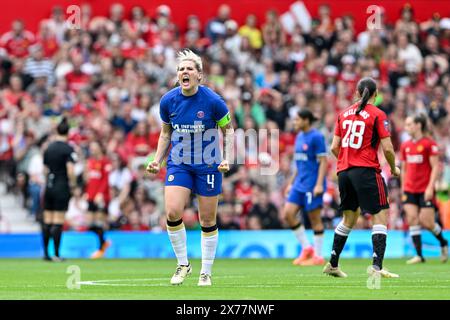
[335,103,391,173]
[86,157,112,202]
[400,137,439,193]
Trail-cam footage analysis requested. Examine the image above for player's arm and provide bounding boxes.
[154,123,173,164]
[380,137,400,176]
[400,161,406,192]
[284,168,297,197]
[220,121,234,164]
[66,162,76,189]
[425,155,439,201]
[67,149,78,190]
[218,113,234,173]
[148,94,173,173]
[330,135,341,159]
[314,155,327,196]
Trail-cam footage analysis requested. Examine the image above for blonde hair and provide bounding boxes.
[176,49,203,73]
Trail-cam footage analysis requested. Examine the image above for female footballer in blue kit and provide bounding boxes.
[146,49,234,286]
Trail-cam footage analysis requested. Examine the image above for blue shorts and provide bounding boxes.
[165,166,222,197]
[287,189,323,213]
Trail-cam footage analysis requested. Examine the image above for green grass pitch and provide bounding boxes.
[0,258,449,300]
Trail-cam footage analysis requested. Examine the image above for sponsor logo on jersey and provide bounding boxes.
[168,174,174,182]
[406,154,424,163]
[294,153,308,161]
[197,111,205,119]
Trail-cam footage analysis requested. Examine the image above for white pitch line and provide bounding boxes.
[76,278,450,289]
[77,275,246,286]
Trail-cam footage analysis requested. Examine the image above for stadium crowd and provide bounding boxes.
[0,3,449,232]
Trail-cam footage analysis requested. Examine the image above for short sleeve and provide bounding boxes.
[43,149,49,166]
[67,145,77,163]
[334,116,341,137]
[313,132,327,157]
[376,112,391,139]
[159,95,170,124]
[213,96,230,127]
[429,140,439,156]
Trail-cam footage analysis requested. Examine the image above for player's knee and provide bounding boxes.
[309,211,323,227]
[407,215,419,226]
[282,208,295,225]
[199,214,216,227]
[312,221,324,231]
[419,215,434,230]
[342,215,357,228]
[166,206,183,221]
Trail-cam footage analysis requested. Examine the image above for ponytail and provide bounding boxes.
[57,117,69,136]
[356,87,370,115]
[355,77,377,115]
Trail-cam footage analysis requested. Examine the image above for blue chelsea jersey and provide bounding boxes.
[160,85,230,173]
[292,128,327,192]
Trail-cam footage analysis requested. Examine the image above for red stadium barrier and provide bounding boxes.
[1,0,449,35]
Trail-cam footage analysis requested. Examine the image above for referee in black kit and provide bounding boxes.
[42,117,77,262]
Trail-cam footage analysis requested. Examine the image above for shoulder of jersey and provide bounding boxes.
[312,128,323,136]
[200,85,223,101]
[424,136,436,143]
[161,87,181,101]
[338,102,357,116]
[369,104,386,115]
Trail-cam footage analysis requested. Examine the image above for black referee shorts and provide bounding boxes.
[338,167,389,214]
[43,184,71,211]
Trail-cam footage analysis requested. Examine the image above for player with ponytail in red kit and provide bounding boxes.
[324,77,400,278]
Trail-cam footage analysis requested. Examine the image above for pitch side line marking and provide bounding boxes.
[76,278,450,288]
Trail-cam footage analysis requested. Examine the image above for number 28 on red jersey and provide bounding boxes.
[334,103,391,173]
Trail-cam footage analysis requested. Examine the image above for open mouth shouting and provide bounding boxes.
[181,74,191,88]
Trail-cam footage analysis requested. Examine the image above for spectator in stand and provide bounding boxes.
[0,19,35,58]
[182,207,201,230]
[397,32,423,73]
[0,120,16,192]
[246,215,262,230]
[395,3,419,42]
[35,21,59,59]
[217,203,240,230]
[42,6,67,44]
[248,189,282,229]
[238,14,263,50]
[206,4,231,44]
[262,9,285,50]
[24,44,55,86]
[65,54,91,93]
[126,120,154,159]
[66,186,89,231]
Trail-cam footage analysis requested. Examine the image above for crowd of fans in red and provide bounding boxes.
[0,3,449,232]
